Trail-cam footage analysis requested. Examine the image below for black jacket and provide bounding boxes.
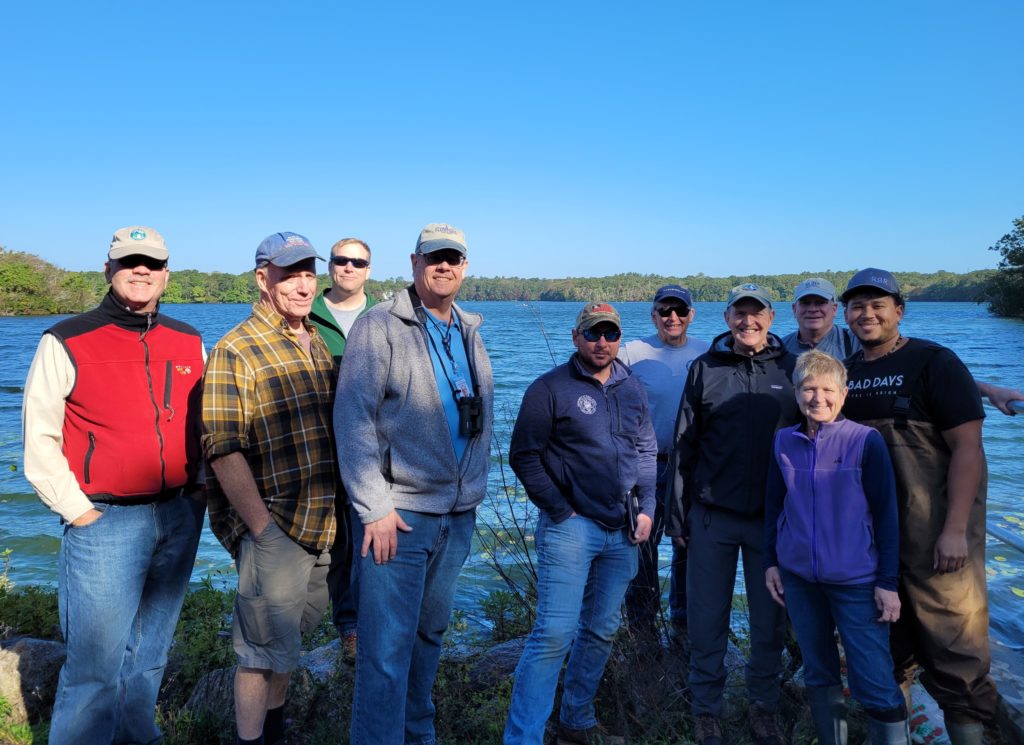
[665,331,800,535]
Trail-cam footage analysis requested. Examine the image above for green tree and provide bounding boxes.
[986,216,1024,318]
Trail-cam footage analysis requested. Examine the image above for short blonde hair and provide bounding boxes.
[330,237,371,259]
[793,349,847,390]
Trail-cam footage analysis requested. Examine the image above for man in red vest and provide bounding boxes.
[22,225,206,745]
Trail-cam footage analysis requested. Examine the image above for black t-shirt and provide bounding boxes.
[843,337,984,429]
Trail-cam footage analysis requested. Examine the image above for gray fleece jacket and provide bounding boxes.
[334,286,494,524]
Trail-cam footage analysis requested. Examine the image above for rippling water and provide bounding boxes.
[2,300,1023,646]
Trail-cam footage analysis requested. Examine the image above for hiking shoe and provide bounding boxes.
[556,721,625,744]
[693,714,723,745]
[748,704,785,745]
[341,631,357,664]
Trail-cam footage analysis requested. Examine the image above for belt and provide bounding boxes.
[91,487,184,506]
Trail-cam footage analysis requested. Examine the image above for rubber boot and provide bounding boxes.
[805,685,847,745]
[865,715,910,745]
[945,720,985,745]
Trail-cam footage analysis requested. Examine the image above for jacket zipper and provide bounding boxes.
[141,319,168,491]
[810,433,819,581]
[84,431,96,484]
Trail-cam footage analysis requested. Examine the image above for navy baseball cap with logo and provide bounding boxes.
[254,232,324,268]
[840,268,902,304]
[653,284,693,311]
[727,283,773,309]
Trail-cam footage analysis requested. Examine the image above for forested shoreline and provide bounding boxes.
[0,247,1004,316]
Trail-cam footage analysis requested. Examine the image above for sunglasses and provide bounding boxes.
[330,255,370,268]
[115,255,167,271]
[655,305,689,318]
[580,328,622,342]
[421,251,466,266]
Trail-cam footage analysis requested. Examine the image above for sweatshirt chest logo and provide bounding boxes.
[175,365,193,375]
[577,395,597,415]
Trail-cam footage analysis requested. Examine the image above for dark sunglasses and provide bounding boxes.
[421,251,466,266]
[330,255,370,268]
[580,328,622,342]
[655,305,689,318]
[115,255,167,271]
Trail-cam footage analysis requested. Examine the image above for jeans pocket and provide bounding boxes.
[66,503,109,531]
[254,519,283,544]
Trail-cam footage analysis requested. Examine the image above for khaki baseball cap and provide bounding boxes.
[108,226,169,261]
[575,302,622,331]
[416,223,468,256]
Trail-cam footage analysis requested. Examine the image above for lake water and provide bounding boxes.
[2,300,1024,647]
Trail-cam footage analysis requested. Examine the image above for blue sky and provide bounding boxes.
[1,2,1021,280]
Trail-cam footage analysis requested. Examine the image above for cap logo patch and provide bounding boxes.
[741,283,758,291]
[577,395,598,415]
[129,229,147,240]
[285,235,307,246]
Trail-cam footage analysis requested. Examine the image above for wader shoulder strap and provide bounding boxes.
[892,343,943,430]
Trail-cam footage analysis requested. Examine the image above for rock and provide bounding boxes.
[299,638,340,683]
[183,663,321,728]
[0,637,65,724]
[467,637,526,687]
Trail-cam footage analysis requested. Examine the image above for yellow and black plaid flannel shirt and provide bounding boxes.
[201,302,337,557]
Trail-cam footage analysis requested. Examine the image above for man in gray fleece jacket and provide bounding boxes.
[334,223,494,745]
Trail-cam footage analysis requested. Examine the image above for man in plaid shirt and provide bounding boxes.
[202,232,338,745]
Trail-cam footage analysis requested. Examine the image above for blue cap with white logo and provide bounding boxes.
[840,268,902,303]
[254,232,324,269]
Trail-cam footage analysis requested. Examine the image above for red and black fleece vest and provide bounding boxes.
[46,292,205,501]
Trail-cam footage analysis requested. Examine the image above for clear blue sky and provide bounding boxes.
[1,1,1021,280]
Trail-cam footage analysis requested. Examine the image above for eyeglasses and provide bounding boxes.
[580,328,622,342]
[655,306,689,318]
[115,255,167,271]
[420,251,466,266]
[331,256,370,269]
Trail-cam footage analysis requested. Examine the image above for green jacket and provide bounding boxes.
[309,290,377,366]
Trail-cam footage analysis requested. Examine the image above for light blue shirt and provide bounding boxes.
[423,310,472,462]
[619,334,709,452]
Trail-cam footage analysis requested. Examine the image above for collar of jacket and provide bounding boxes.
[99,289,161,333]
[389,285,484,332]
[710,330,788,362]
[569,354,629,387]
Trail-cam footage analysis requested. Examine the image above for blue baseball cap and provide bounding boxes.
[255,232,324,268]
[653,284,693,310]
[840,268,902,304]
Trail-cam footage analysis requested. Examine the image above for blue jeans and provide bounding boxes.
[504,513,639,745]
[350,508,475,745]
[327,503,357,636]
[781,570,904,712]
[50,494,204,745]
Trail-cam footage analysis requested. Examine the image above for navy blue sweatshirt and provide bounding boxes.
[510,356,657,528]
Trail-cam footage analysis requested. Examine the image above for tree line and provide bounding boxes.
[1,225,1022,317]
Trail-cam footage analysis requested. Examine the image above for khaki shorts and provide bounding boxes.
[232,520,330,673]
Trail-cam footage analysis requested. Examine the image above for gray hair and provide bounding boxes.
[793,349,848,390]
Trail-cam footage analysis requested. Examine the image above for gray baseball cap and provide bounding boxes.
[793,278,837,302]
[727,283,773,309]
[415,223,468,256]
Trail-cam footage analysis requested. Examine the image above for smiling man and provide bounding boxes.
[841,268,997,745]
[665,283,800,745]
[781,278,858,359]
[504,302,656,745]
[23,226,206,745]
[334,223,493,745]
[202,232,338,745]
[308,237,377,656]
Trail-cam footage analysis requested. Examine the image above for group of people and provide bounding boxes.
[21,223,1021,745]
